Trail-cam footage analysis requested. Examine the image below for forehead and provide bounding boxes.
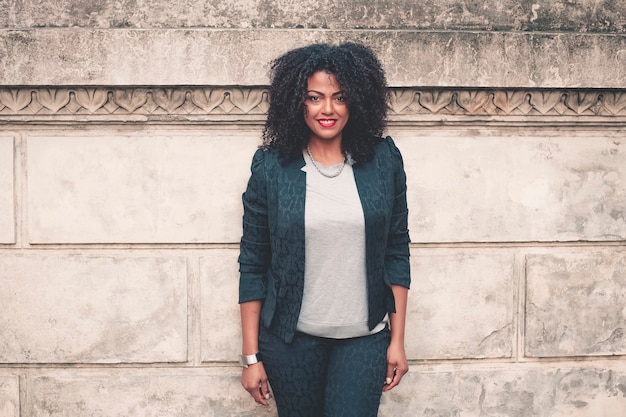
[307,71,341,91]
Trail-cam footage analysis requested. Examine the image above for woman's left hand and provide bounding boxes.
[383,339,408,392]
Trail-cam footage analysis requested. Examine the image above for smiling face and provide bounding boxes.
[303,71,349,145]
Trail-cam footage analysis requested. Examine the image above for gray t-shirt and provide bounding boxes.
[296,150,386,338]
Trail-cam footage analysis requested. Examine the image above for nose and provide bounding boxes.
[322,98,334,114]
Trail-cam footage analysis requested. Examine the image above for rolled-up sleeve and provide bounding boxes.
[385,137,411,289]
[238,149,271,303]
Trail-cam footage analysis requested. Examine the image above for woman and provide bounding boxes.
[238,42,410,417]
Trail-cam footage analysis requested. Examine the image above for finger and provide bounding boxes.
[242,381,267,406]
[253,386,269,406]
[383,371,399,392]
[383,365,408,392]
[385,362,396,385]
[261,380,272,400]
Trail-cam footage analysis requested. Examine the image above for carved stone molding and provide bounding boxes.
[388,89,626,117]
[0,87,269,118]
[1,87,625,122]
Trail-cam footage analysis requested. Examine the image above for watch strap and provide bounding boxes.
[240,353,261,368]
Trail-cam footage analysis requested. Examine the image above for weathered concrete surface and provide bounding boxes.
[0,136,14,244]
[392,130,626,243]
[407,249,516,359]
[0,253,187,363]
[198,247,517,361]
[27,133,258,244]
[18,365,626,417]
[526,250,626,357]
[200,250,241,363]
[24,128,626,245]
[380,364,626,417]
[25,369,277,417]
[0,376,18,417]
[1,29,625,87]
[1,0,624,32]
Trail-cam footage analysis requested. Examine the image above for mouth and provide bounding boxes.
[318,119,337,128]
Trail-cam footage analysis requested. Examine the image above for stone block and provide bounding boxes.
[0,0,626,33]
[407,249,516,359]
[392,131,626,243]
[26,369,276,417]
[0,137,14,244]
[380,364,626,417]
[0,253,187,363]
[0,376,19,417]
[23,365,626,417]
[1,29,625,88]
[1,0,624,32]
[198,248,518,362]
[27,133,258,244]
[200,250,240,362]
[525,250,626,357]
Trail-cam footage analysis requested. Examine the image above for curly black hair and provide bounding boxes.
[262,42,389,164]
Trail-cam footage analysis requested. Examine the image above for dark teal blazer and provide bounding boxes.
[239,136,410,343]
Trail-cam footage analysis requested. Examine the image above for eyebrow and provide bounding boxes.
[306,89,344,96]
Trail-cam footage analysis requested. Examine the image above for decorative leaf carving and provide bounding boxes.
[220,92,236,113]
[37,89,71,112]
[190,88,225,113]
[74,88,109,113]
[257,91,270,113]
[389,89,417,113]
[564,91,598,115]
[493,91,528,114]
[601,92,626,115]
[529,91,563,114]
[418,90,454,113]
[228,88,265,113]
[152,88,186,113]
[112,89,148,113]
[457,90,491,114]
[0,89,33,112]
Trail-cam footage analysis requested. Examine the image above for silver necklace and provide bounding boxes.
[306,145,346,178]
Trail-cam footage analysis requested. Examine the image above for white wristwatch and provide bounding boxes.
[240,353,261,368]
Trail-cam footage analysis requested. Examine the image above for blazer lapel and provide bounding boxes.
[277,154,306,223]
[275,154,307,288]
[353,156,383,231]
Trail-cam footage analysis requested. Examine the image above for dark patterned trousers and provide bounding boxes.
[259,325,390,417]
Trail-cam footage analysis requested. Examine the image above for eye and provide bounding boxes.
[336,96,346,102]
[306,95,320,102]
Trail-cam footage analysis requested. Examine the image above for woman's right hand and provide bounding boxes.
[241,362,271,406]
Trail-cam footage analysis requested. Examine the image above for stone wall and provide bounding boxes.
[1,1,625,416]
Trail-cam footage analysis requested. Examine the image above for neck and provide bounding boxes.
[307,139,344,165]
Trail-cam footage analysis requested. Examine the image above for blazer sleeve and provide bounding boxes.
[238,148,271,303]
[384,136,411,289]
